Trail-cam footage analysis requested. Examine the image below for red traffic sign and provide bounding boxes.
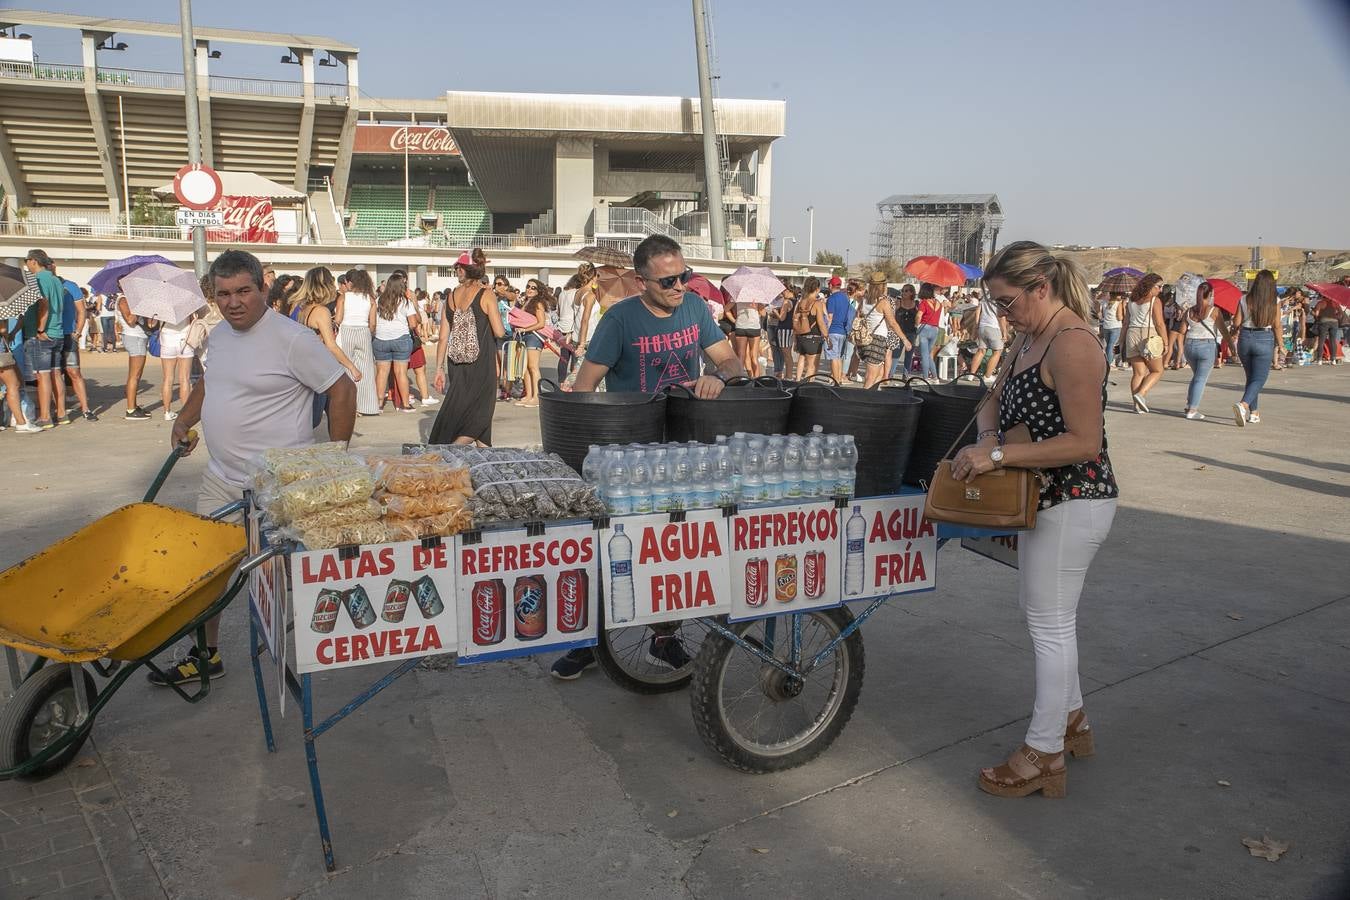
[173,163,223,210]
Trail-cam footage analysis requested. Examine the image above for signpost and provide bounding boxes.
[178,0,208,277]
[175,207,224,228]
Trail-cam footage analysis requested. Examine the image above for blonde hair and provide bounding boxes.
[983,240,1090,322]
[287,266,336,315]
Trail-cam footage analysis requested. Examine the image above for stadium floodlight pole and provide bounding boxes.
[178,0,206,277]
[780,236,796,263]
[806,206,814,262]
[691,0,726,260]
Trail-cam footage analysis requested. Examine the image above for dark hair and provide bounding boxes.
[267,274,300,309]
[1190,282,1214,320]
[25,249,53,269]
[209,249,266,291]
[456,248,487,281]
[564,273,582,290]
[377,273,409,320]
[846,279,863,294]
[633,235,683,275]
[346,269,375,297]
[1130,273,1163,304]
[918,282,936,300]
[1247,270,1278,329]
[524,278,556,312]
[576,261,596,282]
[802,276,820,295]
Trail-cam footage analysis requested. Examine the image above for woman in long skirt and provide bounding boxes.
[334,270,380,415]
[431,249,505,444]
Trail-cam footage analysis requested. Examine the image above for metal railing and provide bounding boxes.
[0,60,345,101]
[0,61,86,82]
[725,171,758,197]
[209,74,301,99]
[0,220,304,243]
[607,207,684,241]
[96,67,186,90]
[314,82,349,99]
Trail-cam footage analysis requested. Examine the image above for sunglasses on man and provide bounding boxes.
[643,268,694,291]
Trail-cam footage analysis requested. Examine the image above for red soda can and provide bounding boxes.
[513,575,548,641]
[471,579,506,646]
[344,585,378,629]
[803,550,826,600]
[556,569,589,633]
[745,557,769,607]
[381,579,411,623]
[311,589,343,633]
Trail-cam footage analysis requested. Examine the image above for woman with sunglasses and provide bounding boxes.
[1123,274,1167,412]
[515,279,555,408]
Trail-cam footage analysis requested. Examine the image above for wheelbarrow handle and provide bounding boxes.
[142,438,195,504]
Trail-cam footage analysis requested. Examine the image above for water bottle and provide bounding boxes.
[840,435,859,497]
[670,447,694,510]
[608,524,636,623]
[845,505,866,596]
[581,444,603,486]
[650,448,673,513]
[691,447,716,509]
[783,437,804,499]
[712,445,736,506]
[762,437,784,501]
[802,432,823,498]
[604,450,632,515]
[822,435,843,496]
[628,449,653,514]
[741,443,766,503]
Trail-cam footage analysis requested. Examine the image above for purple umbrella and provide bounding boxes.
[1104,266,1144,278]
[88,254,176,296]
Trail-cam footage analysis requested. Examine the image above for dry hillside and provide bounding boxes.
[1059,246,1350,283]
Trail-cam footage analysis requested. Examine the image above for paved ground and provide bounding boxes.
[1,352,1347,900]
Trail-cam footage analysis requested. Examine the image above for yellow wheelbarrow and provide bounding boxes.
[0,444,280,779]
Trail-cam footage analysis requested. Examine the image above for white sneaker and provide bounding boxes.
[1248,412,1261,424]
[1233,402,1247,427]
[421,397,439,406]
[1184,410,1205,420]
[164,410,178,421]
[14,422,42,434]
[1132,393,1149,413]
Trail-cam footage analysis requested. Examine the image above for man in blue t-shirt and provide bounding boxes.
[823,274,855,382]
[22,249,66,429]
[56,273,97,422]
[574,235,743,397]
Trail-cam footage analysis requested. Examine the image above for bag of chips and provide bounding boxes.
[262,468,376,524]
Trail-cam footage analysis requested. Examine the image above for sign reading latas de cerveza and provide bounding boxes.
[354,124,460,156]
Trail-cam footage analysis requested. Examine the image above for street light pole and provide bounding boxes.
[178,0,206,277]
[780,236,796,263]
[692,0,726,259]
[845,248,850,272]
[806,206,814,263]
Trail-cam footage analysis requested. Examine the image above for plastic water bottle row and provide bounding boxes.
[582,429,858,516]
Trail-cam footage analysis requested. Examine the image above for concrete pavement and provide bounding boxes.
[1,353,1347,899]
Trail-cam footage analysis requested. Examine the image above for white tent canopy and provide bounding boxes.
[152,170,305,200]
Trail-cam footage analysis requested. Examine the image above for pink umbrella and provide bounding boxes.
[722,267,787,307]
[118,262,206,325]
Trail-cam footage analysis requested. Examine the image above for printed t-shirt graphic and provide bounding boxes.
[585,293,724,393]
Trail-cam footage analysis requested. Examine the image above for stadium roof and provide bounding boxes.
[446,91,786,139]
[878,193,1001,208]
[0,9,357,53]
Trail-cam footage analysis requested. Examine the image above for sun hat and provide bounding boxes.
[869,271,888,285]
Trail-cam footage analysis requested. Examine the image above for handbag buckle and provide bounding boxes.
[964,486,982,501]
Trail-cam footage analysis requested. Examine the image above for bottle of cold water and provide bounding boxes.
[691,446,716,509]
[822,435,843,496]
[628,449,653,514]
[650,448,673,513]
[712,445,736,506]
[845,505,866,596]
[802,431,823,498]
[840,435,859,497]
[582,444,602,486]
[783,437,804,499]
[670,446,693,510]
[608,524,636,623]
[604,449,631,515]
[762,437,785,501]
[742,442,765,503]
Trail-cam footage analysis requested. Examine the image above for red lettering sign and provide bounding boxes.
[206,196,278,243]
[353,125,460,156]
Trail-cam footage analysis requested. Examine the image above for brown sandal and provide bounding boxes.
[978,745,1066,798]
[1065,708,1095,758]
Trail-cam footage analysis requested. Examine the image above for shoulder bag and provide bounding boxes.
[921,338,1041,530]
[848,301,875,348]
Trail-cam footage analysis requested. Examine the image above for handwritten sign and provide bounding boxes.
[600,511,731,630]
[839,496,937,603]
[291,540,456,673]
[455,524,598,664]
[728,501,842,621]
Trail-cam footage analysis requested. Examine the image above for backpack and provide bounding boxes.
[447,288,485,364]
[792,298,814,336]
[849,300,875,348]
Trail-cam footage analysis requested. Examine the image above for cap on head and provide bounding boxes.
[828,275,842,287]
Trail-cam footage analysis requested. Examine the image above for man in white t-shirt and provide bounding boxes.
[151,249,356,687]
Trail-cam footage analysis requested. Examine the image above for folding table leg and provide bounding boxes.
[249,615,276,753]
[301,674,336,872]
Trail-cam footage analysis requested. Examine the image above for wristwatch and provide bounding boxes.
[990,447,1005,468]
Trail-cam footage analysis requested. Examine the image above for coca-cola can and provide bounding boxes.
[311,589,343,633]
[774,554,798,603]
[514,575,548,641]
[745,557,769,607]
[556,569,589,633]
[344,585,378,629]
[381,579,410,623]
[412,575,445,619]
[471,579,506,646]
[803,550,826,600]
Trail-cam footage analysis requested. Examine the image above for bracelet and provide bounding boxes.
[976,429,999,441]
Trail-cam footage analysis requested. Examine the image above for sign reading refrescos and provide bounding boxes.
[839,496,937,603]
[353,124,460,156]
[728,501,842,621]
[600,510,731,629]
[455,523,598,664]
[291,540,456,673]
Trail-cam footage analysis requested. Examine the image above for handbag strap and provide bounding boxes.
[936,337,1023,463]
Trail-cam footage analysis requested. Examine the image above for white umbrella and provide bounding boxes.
[1174,272,1204,310]
[119,263,206,326]
[722,267,787,308]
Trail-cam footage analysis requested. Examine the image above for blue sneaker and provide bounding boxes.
[550,647,595,680]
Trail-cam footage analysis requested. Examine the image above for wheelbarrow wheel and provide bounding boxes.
[594,620,705,695]
[0,664,97,779]
[689,607,864,773]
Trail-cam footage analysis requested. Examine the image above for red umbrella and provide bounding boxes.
[1306,282,1350,310]
[1205,279,1241,315]
[904,255,965,288]
[686,273,722,304]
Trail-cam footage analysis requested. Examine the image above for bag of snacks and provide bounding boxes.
[367,457,471,495]
[403,445,605,523]
[262,468,376,524]
[251,442,360,487]
[292,519,393,550]
[383,507,475,541]
[292,498,383,532]
[378,491,471,519]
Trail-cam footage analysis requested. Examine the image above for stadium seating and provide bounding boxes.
[432,186,491,237]
[346,183,490,243]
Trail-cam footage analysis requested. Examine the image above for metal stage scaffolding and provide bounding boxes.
[871,194,1004,268]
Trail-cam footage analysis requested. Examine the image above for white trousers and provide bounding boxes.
[1017,498,1117,753]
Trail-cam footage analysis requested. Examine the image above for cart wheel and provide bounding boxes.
[689,607,864,773]
[594,621,706,695]
[0,664,97,779]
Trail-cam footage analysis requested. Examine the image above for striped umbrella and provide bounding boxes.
[1097,272,1140,296]
[574,246,634,267]
[0,265,43,319]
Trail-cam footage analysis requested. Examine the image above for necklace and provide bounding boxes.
[1019,305,1066,356]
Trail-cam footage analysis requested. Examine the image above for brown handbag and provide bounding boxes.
[921,342,1041,530]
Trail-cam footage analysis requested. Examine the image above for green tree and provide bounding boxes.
[130,189,175,227]
[814,249,845,276]
[861,258,904,283]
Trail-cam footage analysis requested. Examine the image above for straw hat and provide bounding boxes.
[869,271,888,285]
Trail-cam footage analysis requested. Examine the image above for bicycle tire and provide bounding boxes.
[594,620,703,695]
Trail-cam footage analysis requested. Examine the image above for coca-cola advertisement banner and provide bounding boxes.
[598,510,731,631]
[728,501,843,622]
[353,124,460,156]
[838,496,937,606]
[454,523,598,664]
[291,540,457,674]
[206,195,279,243]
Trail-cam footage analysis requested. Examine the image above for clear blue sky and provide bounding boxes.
[12,0,1350,260]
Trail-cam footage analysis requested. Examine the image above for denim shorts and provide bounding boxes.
[522,331,545,351]
[825,332,847,360]
[123,333,149,357]
[23,337,62,373]
[0,350,14,369]
[372,333,414,362]
[61,333,80,369]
